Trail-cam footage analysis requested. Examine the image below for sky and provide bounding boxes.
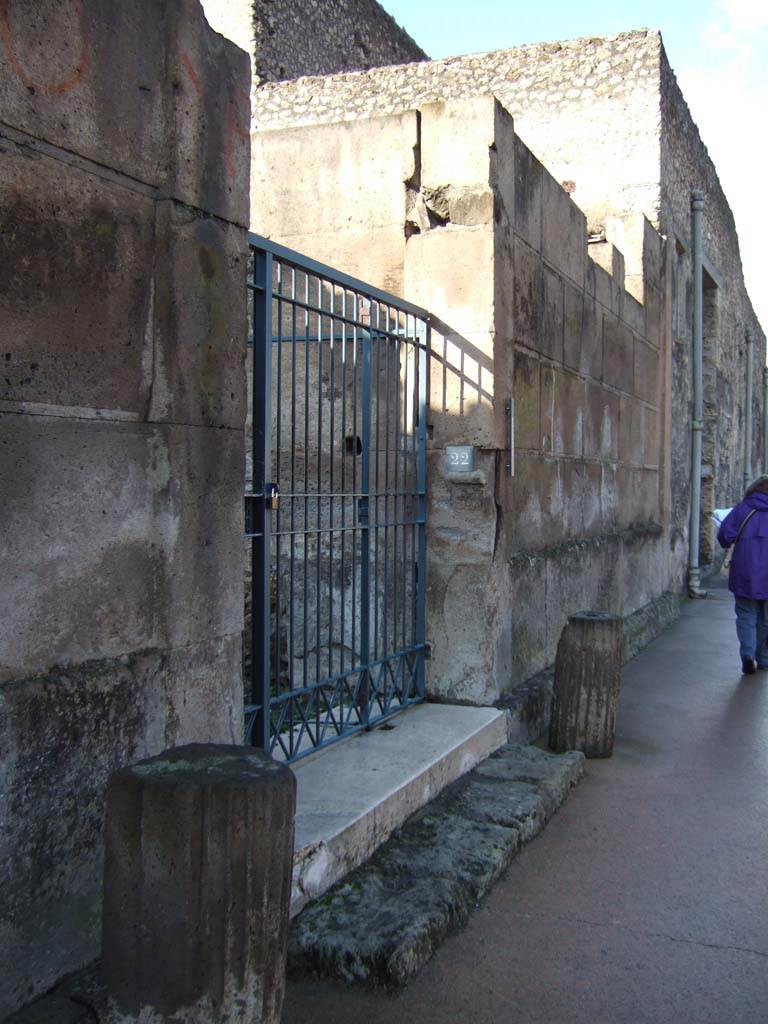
[383,0,768,332]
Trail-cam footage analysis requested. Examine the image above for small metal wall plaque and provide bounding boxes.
[444,445,476,473]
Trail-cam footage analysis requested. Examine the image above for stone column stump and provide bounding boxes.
[102,744,296,1024]
[549,612,623,758]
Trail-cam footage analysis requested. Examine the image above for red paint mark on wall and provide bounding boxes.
[0,0,89,96]
[180,49,203,96]
[225,86,249,179]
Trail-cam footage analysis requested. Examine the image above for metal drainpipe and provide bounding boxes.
[744,327,754,491]
[688,190,707,597]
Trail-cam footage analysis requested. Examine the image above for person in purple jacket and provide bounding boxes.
[717,474,768,674]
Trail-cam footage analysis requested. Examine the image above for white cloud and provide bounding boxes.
[676,1,768,331]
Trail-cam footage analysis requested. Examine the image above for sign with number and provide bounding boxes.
[444,445,476,473]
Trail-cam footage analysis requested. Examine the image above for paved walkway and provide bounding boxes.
[281,577,768,1023]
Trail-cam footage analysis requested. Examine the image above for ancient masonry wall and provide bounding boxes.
[202,0,426,87]
[251,96,670,702]
[251,29,662,232]
[659,45,767,571]
[0,1,250,1015]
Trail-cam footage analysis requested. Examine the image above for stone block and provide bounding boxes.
[420,96,496,191]
[619,395,645,467]
[512,455,562,551]
[0,137,155,413]
[587,260,613,313]
[0,0,166,188]
[0,637,243,1019]
[582,462,604,535]
[406,225,495,340]
[508,553,548,684]
[541,266,564,362]
[0,0,249,225]
[102,744,296,1023]
[425,559,499,704]
[513,350,540,450]
[579,294,604,380]
[540,365,555,453]
[512,236,544,351]
[600,464,620,528]
[583,383,619,461]
[426,450,496,564]
[165,0,251,226]
[602,313,633,393]
[643,403,660,468]
[623,293,645,336]
[644,281,663,348]
[559,460,585,539]
[513,136,542,250]
[562,281,584,373]
[149,200,247,429]
[541,169,587,288]
[253,111,417,242]
[633,336,659,405]
[0,415,243,679]
[552,370,584,457]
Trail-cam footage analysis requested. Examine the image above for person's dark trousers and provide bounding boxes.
[734,596,768,667]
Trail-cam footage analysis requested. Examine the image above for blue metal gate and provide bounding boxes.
[245,235,428,761]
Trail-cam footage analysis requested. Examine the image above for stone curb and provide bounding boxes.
[287,743,585,988]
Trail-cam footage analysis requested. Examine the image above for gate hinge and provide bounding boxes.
[424,642,432,661]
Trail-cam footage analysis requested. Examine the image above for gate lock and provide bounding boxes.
[244,483,280,535]
[265,483,279,511]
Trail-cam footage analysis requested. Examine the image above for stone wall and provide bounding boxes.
[251,95,670,703]
[659,44,766,572]
[0,1,250,1015]
[251,29,662,232]
[251,25,765,589]
[202,0,426,86]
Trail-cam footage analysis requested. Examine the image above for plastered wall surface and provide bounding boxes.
[0,1,250,1014]
[251,95,669,703]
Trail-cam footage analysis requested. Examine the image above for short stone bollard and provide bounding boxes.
[549,611,623,758]
[101,743,296,1024]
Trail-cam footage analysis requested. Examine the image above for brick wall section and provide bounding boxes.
[0,1,250,1014]
[252,30,662,232]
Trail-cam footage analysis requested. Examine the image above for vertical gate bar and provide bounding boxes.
[373,311,382,665]
[289,268,297,751]
[251,247,273,749]
[416,318,428,698]
[328,292,336,687]
[359,323,372,725]
[340,288,347,686]
[351,293,359,683]
[410,318,418,684]
[301,271,311,756]
[402,315,410,697]
[315,277,324,742]
[383,313,391,666]
[392,316,401,659]
[274,261,283,708]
